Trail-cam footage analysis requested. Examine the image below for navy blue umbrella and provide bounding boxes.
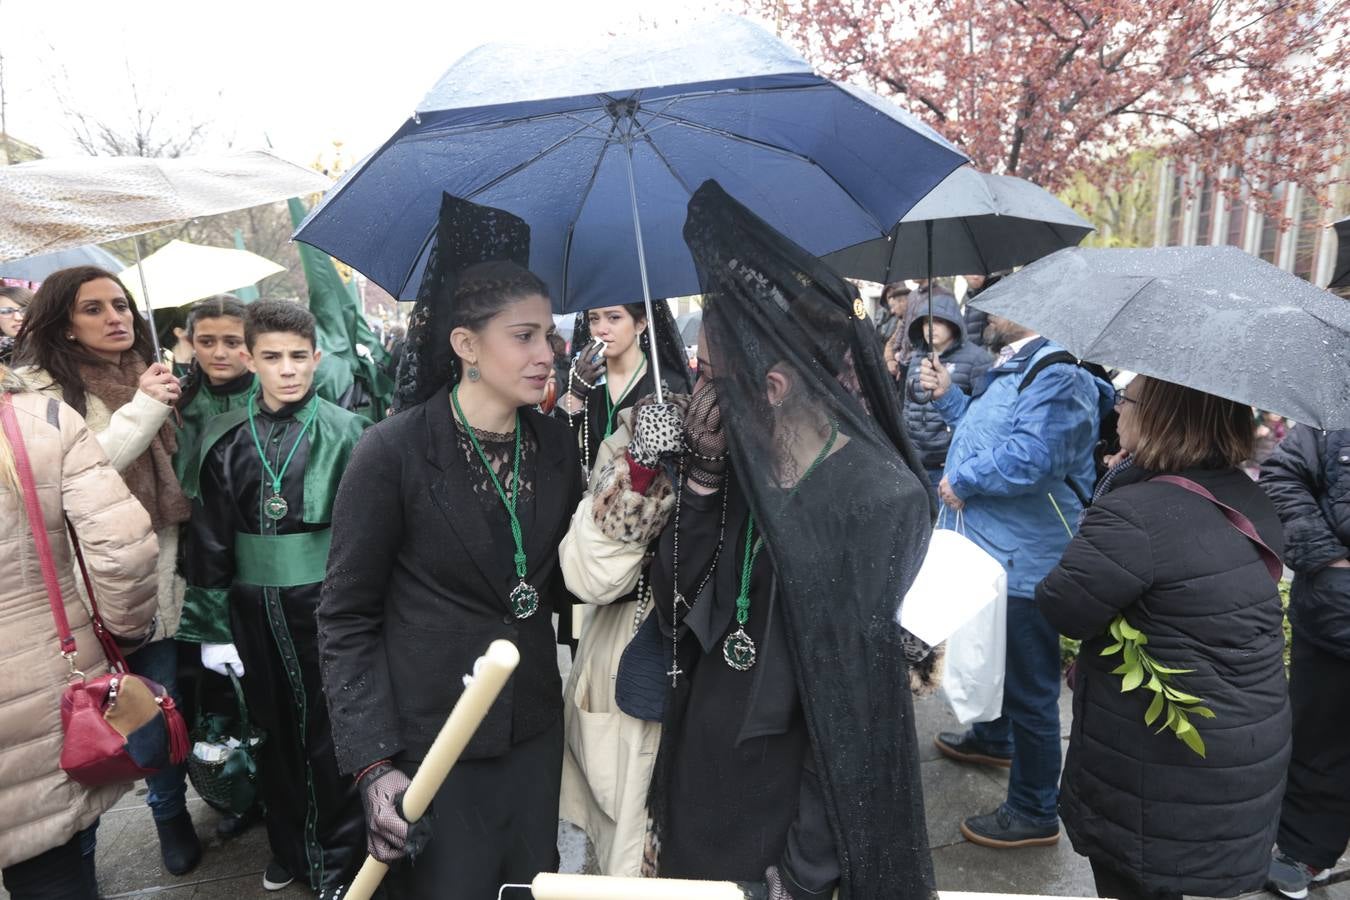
[294,15,965,398]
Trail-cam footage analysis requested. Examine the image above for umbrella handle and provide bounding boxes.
[621,137,664,405]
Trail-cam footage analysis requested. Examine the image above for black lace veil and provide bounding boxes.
[682,180,937,900]
[393,193,531,411]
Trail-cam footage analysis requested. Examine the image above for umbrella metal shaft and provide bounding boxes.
[621,138,665,405]
[131,236,163,362]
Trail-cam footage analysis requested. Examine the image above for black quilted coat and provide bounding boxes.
[1037,465,1291,896]
[1261,423,1350,657]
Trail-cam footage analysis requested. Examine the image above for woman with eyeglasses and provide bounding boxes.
[1038,375,1290,900]
[0,285,32,365]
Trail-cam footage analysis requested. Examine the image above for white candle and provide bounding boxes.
[531,873,748,900]
[345,640,521,900]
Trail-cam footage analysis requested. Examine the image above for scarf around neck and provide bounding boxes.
[79,352,191,532]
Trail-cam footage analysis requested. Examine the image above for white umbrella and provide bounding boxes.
[116,240,285,308]
[0,150,330,261]
[0,150,330,355]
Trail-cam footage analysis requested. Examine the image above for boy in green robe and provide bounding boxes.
[172,295,255,492]
[182,301,368,896]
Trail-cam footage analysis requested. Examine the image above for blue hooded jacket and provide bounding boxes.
[933,337,1115,598]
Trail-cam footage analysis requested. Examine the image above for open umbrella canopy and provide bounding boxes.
[293,15,966,312]
[0,150,330,262]
[822,166,1094,283]
[117,240,284,308]
[0,243,125,284]
[970,245,1350,429]
[1333,216,1349,289]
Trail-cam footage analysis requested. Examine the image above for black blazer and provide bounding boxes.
[319,387,582,774]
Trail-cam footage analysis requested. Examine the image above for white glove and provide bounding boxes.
[201,642,244,677]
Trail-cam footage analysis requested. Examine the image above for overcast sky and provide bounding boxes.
[1,0,720,166]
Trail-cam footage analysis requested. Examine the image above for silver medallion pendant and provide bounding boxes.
[722,626,757,671]
[510,581,540,619]
[263,493,289,520]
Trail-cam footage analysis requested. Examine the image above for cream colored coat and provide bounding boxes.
[558,413,664,876]
[18,367,184,639]
[0,377,159,869]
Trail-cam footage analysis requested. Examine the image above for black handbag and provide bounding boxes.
[615,600,668,722]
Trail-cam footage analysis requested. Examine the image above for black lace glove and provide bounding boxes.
[629,392,689,467]
[357,762,433,863]
[683,379,727,489]
[567,340,606,403]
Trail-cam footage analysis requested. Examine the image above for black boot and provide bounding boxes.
[154,811,202,876]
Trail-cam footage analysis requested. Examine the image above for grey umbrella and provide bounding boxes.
[821,165,1094,283]
[969,245,1350,429]
[676,309,702,345]
[1333,216,1349,289]
[0,244,125,283]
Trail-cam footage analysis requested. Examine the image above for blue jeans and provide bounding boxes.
[971,594,1062,825]
[125,639,188,822]
[926,468,945,489]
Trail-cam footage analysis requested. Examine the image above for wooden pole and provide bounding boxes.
[345,640,521,900]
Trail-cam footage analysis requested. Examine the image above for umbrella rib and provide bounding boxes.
[642,110,886,234]
[1078,277,1158,361]
[463,116,608,200]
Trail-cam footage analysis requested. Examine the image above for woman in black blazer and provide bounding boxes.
[319,261,582,898]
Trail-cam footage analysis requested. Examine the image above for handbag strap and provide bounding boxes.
[0,394,77,658]
[68,520,130,673]
[1151,475,1283,584]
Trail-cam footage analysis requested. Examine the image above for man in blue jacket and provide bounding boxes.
[919,314,1112,849]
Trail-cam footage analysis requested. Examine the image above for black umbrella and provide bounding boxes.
[822,165,1093,354]
[1332,216,1349,289]
[970,245,1350,429]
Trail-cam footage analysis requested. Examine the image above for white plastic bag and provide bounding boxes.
[900,512,1007,724]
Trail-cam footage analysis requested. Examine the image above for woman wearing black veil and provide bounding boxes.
[557,299,690,480]
[560,181,938,899]
[318,194,582,897]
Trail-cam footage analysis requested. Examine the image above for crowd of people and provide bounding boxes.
[1,206,1346,900]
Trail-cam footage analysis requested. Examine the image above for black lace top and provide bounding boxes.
[452,416,538,530]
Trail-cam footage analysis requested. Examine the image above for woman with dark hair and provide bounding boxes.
[13,265,201,876]
[1038,375,1290,900]
[319,260,584,897]
[558,301,690,479]
[0,284,32,365]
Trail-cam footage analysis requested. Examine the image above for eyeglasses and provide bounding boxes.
[1114,388,1138,409]
[0,307,23,317]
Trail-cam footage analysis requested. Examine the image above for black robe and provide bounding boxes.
[183,388,368,893]
[649,469,840,898]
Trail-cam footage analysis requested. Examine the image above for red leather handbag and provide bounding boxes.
[1,394,189,786]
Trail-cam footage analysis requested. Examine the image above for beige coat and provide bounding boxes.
[558,413,668,876]
[18,367,184,639]
[0,375,159,869]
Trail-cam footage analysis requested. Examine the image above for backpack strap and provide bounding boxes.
[1018,351,1079,392]
[1151,475,1283,583]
